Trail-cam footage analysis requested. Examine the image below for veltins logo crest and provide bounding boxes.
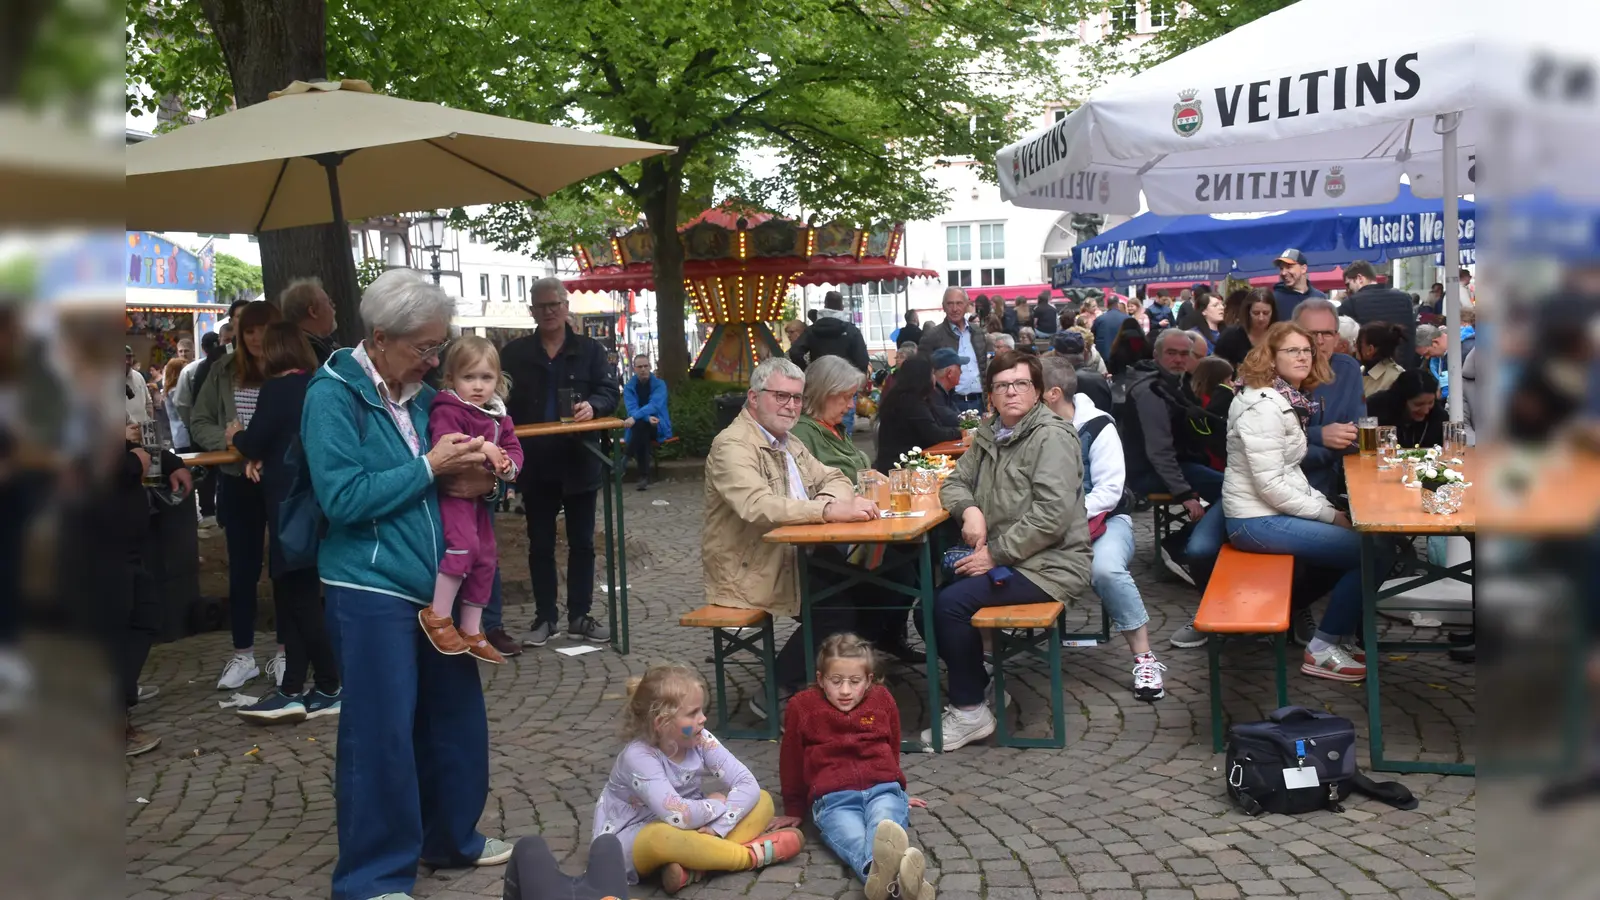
[1098,175,1111,205]
[1011,153,1022,185]
[1172,89,1203,138]
[1324,166,1346,198]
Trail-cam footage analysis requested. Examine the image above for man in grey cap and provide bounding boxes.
[1051,331,1113,413]
[929,346,969,426]
[1272,248,1326,321]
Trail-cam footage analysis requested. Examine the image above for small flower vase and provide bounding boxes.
[1420,482,1466,515]
[962,427,976,445]
[911,468,940,495]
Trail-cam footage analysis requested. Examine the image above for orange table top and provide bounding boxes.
[178,417,625,467]
[926,438,970,458]
[1345,451,1476,535]
[1476,446,1600,537]
[764,492,948,545]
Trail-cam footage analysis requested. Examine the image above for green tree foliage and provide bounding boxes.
[213,252,263,302]
[127,0,1097,383]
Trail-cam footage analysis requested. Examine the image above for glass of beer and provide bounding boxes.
[1376,426,1398,470]
[1357,416,1379,456]
[557,387,576,423]
[889,469,913,514]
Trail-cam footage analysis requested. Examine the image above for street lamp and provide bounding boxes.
[416,210,448,285]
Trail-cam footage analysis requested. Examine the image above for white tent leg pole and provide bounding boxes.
[1439,113,1464,422]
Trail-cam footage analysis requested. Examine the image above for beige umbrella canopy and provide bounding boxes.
[0,107,123,226]
[125,80,674,233]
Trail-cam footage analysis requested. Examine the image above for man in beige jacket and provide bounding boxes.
[703,357,880,714]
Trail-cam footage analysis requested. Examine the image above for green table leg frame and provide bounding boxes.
[587,433,630,655]
[798,541,942,753]
[1360,533,1473,775]
[1206,633,1290,753]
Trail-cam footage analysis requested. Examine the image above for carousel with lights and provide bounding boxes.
[564,204,939,382]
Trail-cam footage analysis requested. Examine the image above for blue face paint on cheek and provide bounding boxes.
[682,726,695,736]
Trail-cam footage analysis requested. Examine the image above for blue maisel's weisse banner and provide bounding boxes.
[1066,184,1475,285]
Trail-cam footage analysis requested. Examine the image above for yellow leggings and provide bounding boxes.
[632,790,775,876]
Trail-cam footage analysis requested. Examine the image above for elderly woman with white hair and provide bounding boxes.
[790,354,871,483]
[301,268,514,900]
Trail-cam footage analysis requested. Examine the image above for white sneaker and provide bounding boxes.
[982,662,1014,709]
[1132,654,1167,702]
[919,704,996,751]
[217,655,259,691]
[265,652,286,687]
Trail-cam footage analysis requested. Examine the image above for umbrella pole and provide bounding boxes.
[314,152,364,341]
[1438,113,1464,422]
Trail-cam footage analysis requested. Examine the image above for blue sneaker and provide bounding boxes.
[304,688,342,719]
[236,690,306,724]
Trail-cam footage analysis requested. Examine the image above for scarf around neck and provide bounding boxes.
[1270,376,1320,424]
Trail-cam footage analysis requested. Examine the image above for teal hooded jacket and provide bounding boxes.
[301,347,443,605]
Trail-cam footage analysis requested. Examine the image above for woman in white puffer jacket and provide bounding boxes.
[1223,322,1388,684]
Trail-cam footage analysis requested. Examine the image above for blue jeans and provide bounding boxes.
[933,570,1053,707]
[1183,503,1229,588]
[1180,462,1224,504]
[326,585,490,900]
[813,783,911,882]
[482,567,503,632]
[1092,515,1149,633]
[1224,515,1390,642]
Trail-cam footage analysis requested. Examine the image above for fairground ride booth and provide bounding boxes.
[124,231,226,370]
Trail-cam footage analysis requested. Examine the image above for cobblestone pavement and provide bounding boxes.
[126,474,1477,900]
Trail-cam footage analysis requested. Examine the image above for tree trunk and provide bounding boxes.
[640,159,691,387]
[200,0,362,347]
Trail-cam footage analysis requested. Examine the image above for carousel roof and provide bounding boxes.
[564,203,938,293]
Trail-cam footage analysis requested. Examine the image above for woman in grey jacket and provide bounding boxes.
[1222,323,1389,684]
[933,350,1093,751]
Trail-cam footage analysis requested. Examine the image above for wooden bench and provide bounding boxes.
[971,601,1067,749]
[679,605,779,741]
[1193,545,1294,752]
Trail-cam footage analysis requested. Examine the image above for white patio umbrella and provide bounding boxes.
[0,107,122,226]
[996,0,1594,420]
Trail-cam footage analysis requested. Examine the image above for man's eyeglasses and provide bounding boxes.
[532,302,566,314]
[1276,346,1314,358]
[760,389,804,407]
[991,379,1035,395]
[1306,330,1337,341]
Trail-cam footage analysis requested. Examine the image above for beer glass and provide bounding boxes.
[1357,416,1379,456]
[889,469,913,514]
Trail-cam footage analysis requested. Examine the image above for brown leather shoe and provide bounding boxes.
[460,630,506,664]
[485,627,522,657]
[419,609,470,655]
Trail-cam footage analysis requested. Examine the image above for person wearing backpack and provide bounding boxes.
[230,322,341,723]
[1041,358,1166,702]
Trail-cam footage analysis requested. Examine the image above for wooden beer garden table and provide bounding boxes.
[764,491,951,752]
[926,437,971,459]
[179,416,636,654]
[1345,450,1476,776]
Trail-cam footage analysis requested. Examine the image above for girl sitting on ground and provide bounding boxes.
[781,634,934,900]
[593,663,805,894]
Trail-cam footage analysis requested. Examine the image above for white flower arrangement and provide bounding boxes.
[957,408,982,429]
[1396,446,1441,461]
[897,446,939,471]
[1416,464,1466,491]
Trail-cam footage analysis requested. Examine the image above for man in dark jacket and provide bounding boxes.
[1294,299,1364,500]
[1341,260,1418,369]
[1272,248,1327,321]
[788,290,869,374]
[502,278,619,646]
[278,276,340,364]
[1120,330,1215,516]
[1031,289,1058,336]
[1051,331,1114,413]
[1089,298,1129,359]
[891,309,922,348]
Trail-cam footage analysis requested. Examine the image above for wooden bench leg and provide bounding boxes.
[708,619,780,741]
[1273,631,1289,709]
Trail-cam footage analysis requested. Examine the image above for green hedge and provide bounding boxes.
[619,378,747,460]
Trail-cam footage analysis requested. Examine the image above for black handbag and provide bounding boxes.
[1225,706,1357,816]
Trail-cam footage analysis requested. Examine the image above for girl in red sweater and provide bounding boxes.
[780,634,935,900]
